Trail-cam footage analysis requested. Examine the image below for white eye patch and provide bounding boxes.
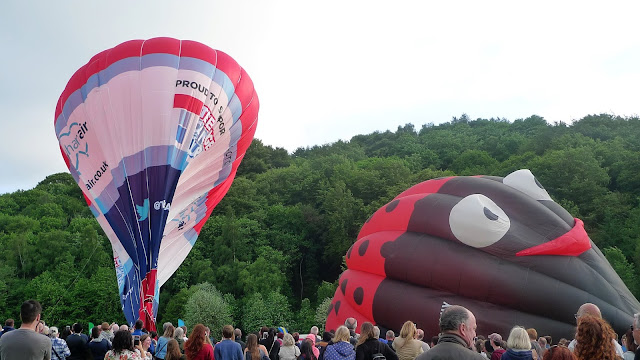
[449,194,510,248]
[503,169,552,201]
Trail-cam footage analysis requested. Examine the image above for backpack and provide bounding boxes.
[371,342,386,360]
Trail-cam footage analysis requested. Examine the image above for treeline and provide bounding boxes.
[1,113,640,336]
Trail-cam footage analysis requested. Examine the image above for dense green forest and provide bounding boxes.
[1,113,640,336]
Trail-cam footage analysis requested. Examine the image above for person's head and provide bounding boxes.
[575,303,601,323]
[506,326,531,350]
[140,334,152,350]
[166,339,182,360]
[416,329,425,341]
[185,324,207,358]
[488,333,502,348]
[282,333,295,346]
[111,324,119,333]
[20,300,42,325]
[373,326,380,339]
[174,326,184,339]
[50,326,60,338]
[163,324,175,338]
[386,330,395,341]
[181,325,187,336]
[162,322,172,333]
[113,330,134,353]
[557,338,568,346]
[5,319,14,327]
[356,322,375,346]
[439,305,476,347]
[333,326,351,343]
[73,323,83,334]
[247,334,260,360]
[344,317,357,331]
[485,340,494,353]
[235,328,242,339]
[223,325,234,339]
[626,326,638,353]
[526,328,538,341]
[135,319,143,330]
[574,315,616,360]
[544,335,552,346]
[538,336,548,348]
[543,345,577,360]
[399,321,418,340]
[301,339,317,360]
[119,324,129,332]
[292,332,300,342]
[310,326,319,336]
[91,326,101,339]
[430,335,438,347]
[322,332,332,342]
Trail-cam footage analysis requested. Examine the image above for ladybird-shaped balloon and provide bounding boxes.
[325,170,639,340]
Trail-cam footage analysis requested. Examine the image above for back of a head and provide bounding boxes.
[526,328,538,341]
[542,345,577,360]
[235,328,242,338]
[113,330,133,353]
[506,326,531,350]
[333,326,351,343]
[283,333,295,347]
[386,330,395,340]
[439,305,469,333]
[310,326,319,335]
[135,319,144,330]
[223,325,234,339]
[5,319,14,327]
[577,303,602,319]
[399,321,417,340]
[101,322,110,331]
[50,326,59,337]
[373,326,380,339]
[91,326,101,339]
[20,300,42,324]
[174,327,184,339]
[344,317,357,331]
[164,324,175,338]
[166,338,182,360]
[357,322,375,345]
[416,329,424,341]
[575,315,616,359]
[73,323,83,334]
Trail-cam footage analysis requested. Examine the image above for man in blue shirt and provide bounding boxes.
[214,325,243,360]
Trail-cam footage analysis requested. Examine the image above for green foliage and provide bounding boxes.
[314,298,333,333]
[183,283,233,339]
[603,247,639,296]
[241,292,293,333]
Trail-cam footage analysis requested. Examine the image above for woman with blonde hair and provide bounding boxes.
[391,321,423,360]
[156,325,176,360]
[324,326,355,360]
[279,333,301,360]
[499,326,533,360]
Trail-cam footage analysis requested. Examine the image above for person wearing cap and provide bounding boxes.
[50,326,72,360]
[415,305,484,360]
[488,333,505,360]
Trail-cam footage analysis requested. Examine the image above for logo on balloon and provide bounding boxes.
[58,121,90,174]
[136,199,150,221]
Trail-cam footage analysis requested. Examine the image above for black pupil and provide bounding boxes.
[483,207,499,221]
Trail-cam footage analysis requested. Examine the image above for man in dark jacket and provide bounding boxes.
[0,319,14,339]
[415,305,484,360]
[66,323,91,360]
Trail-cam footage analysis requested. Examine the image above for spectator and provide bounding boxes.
[174,327,185,353]
[259,328,280,360]
[120,324,129,332]
[0,319,14,339]
[526,329,542,360]
[415,329,430,352]
[574,315,617,360]
[429,336,438,348]
[300,340,318,360]
[166,339,186,360]
[184,324,214,360]
[392,321,424,360]
[98,322,113,344]
[279,333,301,360]
[67,323,91,360]
[132,320,144,337]
[215,325,243,360]
[0,300,51,360]
[88,326,111,360]
[156,324,175,359]
[104,330,140,360]
[622,327,636,360]
[246,333,268,360]
[345,318,358,347]
[374,327,387,345]
[235,328,246,350]
[310,327,321,342]
[136,334,153,360]
[414,305,483,360]
[537,337,547,357]
[323,326,355,360]
[499,326,533,360]
[355,322,398,360]
[50,326,72,360]
[487,333,505,360]
[542,346,576,360]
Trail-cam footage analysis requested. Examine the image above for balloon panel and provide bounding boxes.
[325,170,639,340]
[55,38,258,329]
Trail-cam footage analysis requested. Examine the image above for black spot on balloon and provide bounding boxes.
[358,240,370,256]
[341,279,348,295]
[386,200,400,212]
[334,301,341,315]
[327,303,334,316]
[483,207,499,221]
[347,245,353,259]
[534,177,545,190]
[354,287,364,305]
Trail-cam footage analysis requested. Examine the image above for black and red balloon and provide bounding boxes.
[325,170,639,340]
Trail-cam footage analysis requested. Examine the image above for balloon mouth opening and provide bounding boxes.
[516,218,591,257]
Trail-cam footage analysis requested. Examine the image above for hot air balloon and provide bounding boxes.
[54,38,259,330]
[325,170,640,340]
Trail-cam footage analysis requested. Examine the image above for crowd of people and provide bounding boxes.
[0,300,639,360]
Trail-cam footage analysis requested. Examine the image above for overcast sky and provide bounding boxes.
[1,1,639,194]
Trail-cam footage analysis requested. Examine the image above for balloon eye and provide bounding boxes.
[503,169,552,201]
[449,194,510,248]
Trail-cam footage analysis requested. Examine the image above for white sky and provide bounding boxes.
[1,1,639,194]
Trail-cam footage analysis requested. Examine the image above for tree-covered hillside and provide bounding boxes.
[1,113,639,333]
